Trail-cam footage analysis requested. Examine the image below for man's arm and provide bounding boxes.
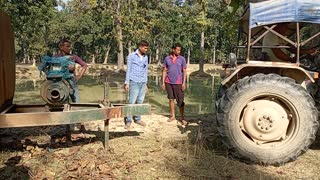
[272,48,294,62]
[288,47,316,55]
[145,55,149,92]
[145,55,149,80]
[77,66,87,81]
[73,55,87,81]
[125,55,132,85]
[182,58,187,91]
[162,67,167,90]
[182,68,187,91]
[162,58,167,90]
[124,55,132,92]
[275,47,317,62]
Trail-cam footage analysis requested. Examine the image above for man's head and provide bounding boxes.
[172,43,182,56]
[138,40,149,55]
[58,38,72,55]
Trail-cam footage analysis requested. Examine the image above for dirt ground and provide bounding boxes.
[1,113,320,179]
[1,64,320,179]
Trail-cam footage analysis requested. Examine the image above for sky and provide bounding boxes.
[55,0,69,11]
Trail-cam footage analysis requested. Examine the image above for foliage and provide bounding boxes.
[1,0,246,65]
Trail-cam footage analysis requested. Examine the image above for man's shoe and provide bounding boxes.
[179,119,188,126]
[135,120,146,126]
[124,122,132,129]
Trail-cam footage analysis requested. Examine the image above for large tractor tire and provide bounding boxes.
[216,73,319,165]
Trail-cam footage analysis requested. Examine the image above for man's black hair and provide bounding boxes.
[58,38,71,47]
[172,43,182,49]
[138,40,149,47]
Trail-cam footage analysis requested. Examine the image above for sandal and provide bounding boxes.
[167,117,176,122]
[179,119,188,126]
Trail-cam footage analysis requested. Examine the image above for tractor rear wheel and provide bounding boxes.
[216,73,319,165]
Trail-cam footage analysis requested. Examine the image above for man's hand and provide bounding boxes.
[161,83,166,91]
[75,75,81,81]
[182,83,186,91]
[124,84,129,92]
[68,64,75,72]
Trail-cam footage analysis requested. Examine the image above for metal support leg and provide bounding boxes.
[104,119,110,149]
[66,124,71,141]
[64,104,72,141]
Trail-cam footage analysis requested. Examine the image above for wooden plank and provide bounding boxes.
[0,10,15,111]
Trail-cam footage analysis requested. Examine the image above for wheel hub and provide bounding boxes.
[240,99,290,143]
[257,115,274,131]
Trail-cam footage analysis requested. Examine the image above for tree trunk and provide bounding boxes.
[23,47,28,64]
[27,55,30,64]
[128,40,132,55]
[212,46,216,64]
[187,47,191,65]
[113,0,124,71]
[155,73,159,86]
[91,54,96,64]
[103,46,111,64]
[212,75,215,91]
[22,41,28,64]
[187,73,190,89]
[156,47,161,65]
[149,51,152,64]
[199,31,205,73]
[32,56,36,66]
[116,27,124,71]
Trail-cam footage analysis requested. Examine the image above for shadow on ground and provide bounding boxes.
[0,156,30,179]
[310,127,320,150]
[0,125,140,151]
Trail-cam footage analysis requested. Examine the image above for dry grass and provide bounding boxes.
[1,113,320,179]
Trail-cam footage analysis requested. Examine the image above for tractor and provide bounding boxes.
[216,0,320,165]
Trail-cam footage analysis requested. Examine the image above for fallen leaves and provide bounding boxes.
[26,145,45,156]
[98,163,112,172]
[67,147,81,156]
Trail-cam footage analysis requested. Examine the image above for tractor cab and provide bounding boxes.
[223,0,320,86]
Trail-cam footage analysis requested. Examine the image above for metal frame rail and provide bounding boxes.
[0,103,151,149]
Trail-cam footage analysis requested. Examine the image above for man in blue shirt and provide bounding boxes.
[124,40,149,129]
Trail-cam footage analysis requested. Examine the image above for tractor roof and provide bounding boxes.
[240,0,320,35]
[249,0,320,28]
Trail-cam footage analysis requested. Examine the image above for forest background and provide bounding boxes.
[1,0,247,70]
